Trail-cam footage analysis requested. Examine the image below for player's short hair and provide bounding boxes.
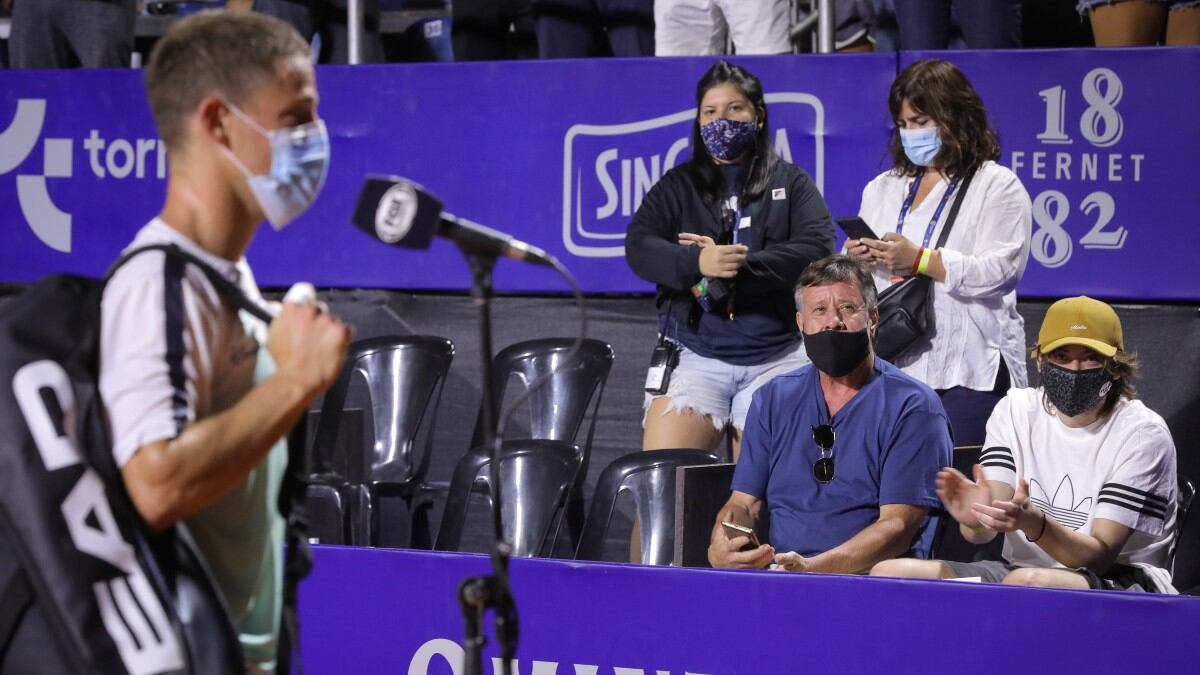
[145,11,309,152]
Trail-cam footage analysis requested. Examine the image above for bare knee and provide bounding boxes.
[870,558,951,579]
[1002,567,1082,588]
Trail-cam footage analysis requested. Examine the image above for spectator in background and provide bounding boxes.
[892,0,1021,49]
[453,0,537,60]
[709,256,952,572]
[847,58,1032,447]
[655,0,791,55]
[1082,0,1200,46]
[8,0,136,68]
[252,0,386,63]
[532,0,653,58]
[626,61,834,461]
[872,297,1178,593]
[835,0,876,51]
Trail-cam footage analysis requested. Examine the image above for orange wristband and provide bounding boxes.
[911,247,925,275]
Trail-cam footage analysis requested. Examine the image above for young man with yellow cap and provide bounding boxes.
[871,296,1179,592]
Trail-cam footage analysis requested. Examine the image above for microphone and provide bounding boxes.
[352,175,554,266]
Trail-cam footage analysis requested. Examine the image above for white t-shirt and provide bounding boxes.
[982,388,1177,578]
[858,161,1033,391]
[99,218,285,668]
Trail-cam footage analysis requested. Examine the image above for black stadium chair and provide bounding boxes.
[306,335,454,547]
[1170,474,1198,594]
[435,439,583,557]
[575,448,722,565]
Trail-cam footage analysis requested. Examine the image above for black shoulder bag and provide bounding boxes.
[873,169,976,362]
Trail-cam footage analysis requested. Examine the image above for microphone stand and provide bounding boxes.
[457,253,519,675]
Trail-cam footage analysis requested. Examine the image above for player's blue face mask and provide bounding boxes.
[221,101,330,230]
[899,126,941,167]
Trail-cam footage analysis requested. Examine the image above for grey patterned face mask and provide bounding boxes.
[1041,362,1112,418]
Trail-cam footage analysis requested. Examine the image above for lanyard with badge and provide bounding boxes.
[896,168,962,248]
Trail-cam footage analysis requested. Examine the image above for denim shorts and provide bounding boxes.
[1078,0,1200,11]
[643,341,810,432]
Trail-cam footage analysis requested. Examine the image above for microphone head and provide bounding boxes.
[352,175,444,250]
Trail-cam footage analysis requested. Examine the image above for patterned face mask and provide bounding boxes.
[701,117,757,162]
[1041,362,1113,418]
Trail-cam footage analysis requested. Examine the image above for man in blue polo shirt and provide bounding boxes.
[708,255,952,572]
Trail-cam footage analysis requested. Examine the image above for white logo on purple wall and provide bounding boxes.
[562,92,826,258]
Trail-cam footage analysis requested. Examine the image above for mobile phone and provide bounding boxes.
[721,521,761,551]
[836,216,879,241]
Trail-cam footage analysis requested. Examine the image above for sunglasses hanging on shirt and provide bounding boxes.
[812,423,836,484]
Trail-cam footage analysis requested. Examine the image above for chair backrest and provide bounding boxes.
[576,449,722,565]
[434,439,582,557]
[1170,474,1199,593]
[312,335,454,488]
[471,338,614,451]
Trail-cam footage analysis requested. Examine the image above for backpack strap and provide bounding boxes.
[106,244,273,324]
[108,243,312,672]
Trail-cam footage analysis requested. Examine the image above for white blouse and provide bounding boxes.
[857,161,1033,392]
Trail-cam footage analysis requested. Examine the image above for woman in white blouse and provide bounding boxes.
[847,58,1033,446]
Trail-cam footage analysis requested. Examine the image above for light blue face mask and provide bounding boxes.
[222,102,330,230]
[899,126,942,167]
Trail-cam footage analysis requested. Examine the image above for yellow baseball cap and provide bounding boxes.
[1035,296,1123,358]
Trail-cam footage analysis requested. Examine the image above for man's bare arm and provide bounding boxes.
[122,303,349,530]
[799,504,929,574]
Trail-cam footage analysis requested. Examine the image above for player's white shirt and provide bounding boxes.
[99,218,285,667]
[982,388,1177,577]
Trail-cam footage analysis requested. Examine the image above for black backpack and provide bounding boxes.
[0,244,311,674]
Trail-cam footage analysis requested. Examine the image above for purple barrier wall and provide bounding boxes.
[2,50,1196,299]
[301,546,1200,674]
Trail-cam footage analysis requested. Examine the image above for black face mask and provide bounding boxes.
[803,328,870,377]
[1041,362,1113,418]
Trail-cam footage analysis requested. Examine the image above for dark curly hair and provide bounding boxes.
[887,59,1000,178]
[686,60,779,206]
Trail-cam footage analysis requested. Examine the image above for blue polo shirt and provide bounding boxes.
[731,358,952,559]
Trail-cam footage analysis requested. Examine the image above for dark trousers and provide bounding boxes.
[532,0,654,58]
[452,0,537,61]
[253,0,386,63]
[893,0,1021,49]
[9,0,136,68]
[937,359,1011,448]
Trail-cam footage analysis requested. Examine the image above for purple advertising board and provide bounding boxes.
[301,547,1200,674]
[1,50,1196,300]
[902,48,1200,301]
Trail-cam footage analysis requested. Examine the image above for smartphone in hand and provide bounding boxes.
[721,521,761,552]
[836,216,879,241]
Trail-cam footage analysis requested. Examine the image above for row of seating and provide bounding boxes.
[301,335,1200,590]
[301,334,722,564]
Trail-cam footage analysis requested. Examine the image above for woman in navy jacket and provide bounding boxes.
[626,61,835,460]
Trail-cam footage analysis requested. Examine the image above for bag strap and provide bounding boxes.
[106,244,273,324]
[932,168,976,250]
[108,243,311,672]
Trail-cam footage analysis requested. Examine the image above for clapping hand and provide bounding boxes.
[936,465,993,529]
[971,478,1038,534]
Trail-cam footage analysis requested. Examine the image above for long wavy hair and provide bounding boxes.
[887,59,1000,178]
[686,61,779,205]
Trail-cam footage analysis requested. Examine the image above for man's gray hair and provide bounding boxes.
[794,254,878,312]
